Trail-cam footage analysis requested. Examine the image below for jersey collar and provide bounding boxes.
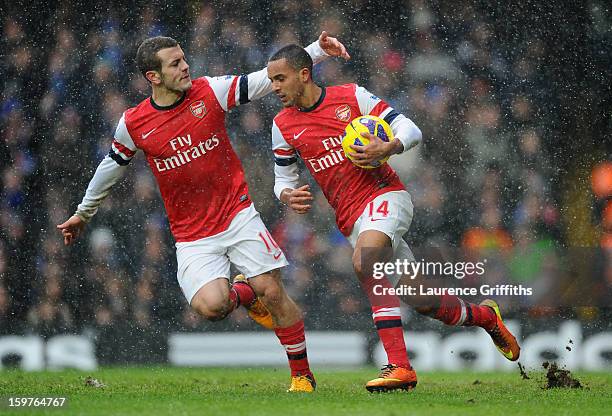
[150,91,187,111]
[298,86,326,112]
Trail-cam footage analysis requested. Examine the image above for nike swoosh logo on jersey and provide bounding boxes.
[370,218,387,222]
[273,252,282,260]
[293,128,308,140]
[142,128,157,139]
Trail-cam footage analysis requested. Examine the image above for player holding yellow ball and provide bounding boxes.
[267,43,521,393]
[267,44,421,392]
[341,114,396,169]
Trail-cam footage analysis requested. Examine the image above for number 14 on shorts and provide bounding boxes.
[368,200,389,221]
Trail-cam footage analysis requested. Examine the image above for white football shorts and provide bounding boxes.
[176,204,288,304]
[347,190,416,284]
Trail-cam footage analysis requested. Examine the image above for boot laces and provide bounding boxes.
[379,364,398,378]
[490,325,509,348]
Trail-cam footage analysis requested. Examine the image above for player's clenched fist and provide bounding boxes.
[280,185,313,214]
[56,215,86,245]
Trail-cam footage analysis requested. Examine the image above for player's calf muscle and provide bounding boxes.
[250,271,301,326]
[249,270,283,302]
[257,283,284,308]
[259,283,298,318]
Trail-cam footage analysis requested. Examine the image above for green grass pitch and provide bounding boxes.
[0,367,610,415]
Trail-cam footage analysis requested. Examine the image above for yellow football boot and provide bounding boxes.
[287,373,316,393]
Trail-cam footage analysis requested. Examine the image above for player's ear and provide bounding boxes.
[299,67,311,83]
[145,70,162,85]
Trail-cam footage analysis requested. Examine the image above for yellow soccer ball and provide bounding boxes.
[341,115,395,169]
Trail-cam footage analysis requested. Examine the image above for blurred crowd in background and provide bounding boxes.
[1,0,611,340]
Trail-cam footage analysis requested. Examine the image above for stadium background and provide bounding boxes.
[0,0,610,368]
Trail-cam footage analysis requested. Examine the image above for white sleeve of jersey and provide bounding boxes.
[386,112,422,152]
[355,85,384,115]
[110,113,138,165]
[205,72,266,112]
[355,85,422,153]
[272,121,300,200]
[75,113,137,222]
[75,154,128,222]
[206,40,329,112]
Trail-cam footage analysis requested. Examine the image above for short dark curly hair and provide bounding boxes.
[136,36,179,80]
[269,44,313,75]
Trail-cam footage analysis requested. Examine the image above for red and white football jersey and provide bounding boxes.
[112,76,254,241]
[272,84,406,236]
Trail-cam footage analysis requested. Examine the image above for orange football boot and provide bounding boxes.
[365,365,418,392]
[481,299,521,361]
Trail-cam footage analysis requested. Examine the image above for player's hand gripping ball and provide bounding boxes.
[341,115,395,169]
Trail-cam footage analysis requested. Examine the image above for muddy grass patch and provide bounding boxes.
[542,361,582,389]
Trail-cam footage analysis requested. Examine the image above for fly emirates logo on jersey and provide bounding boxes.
[308,135,347,173]
[152,134,220,173]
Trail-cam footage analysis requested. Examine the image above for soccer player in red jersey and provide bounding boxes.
[267,45,520,392]
[57,32,350,393]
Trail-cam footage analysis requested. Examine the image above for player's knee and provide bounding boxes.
[191,299,230,321]
[352,252,365,279]
[414,305,436,317]
[199,305,229,322]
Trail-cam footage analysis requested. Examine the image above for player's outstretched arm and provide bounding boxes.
[58,112,138,246]
[57,153,130,245]
[207,31,350,111]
